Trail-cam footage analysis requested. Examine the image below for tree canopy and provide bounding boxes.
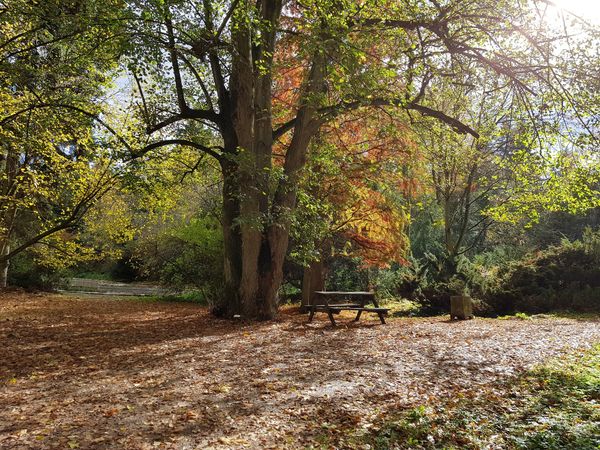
[1,0,599,319]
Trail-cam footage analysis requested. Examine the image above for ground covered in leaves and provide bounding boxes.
[1,292,599,449]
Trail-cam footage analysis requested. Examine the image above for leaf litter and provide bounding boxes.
[0,292,598,449]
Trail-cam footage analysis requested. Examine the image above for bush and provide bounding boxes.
[484,233,600,314]
[325,257,369,291]
[393,230,600,315]
[132,216,224,300]
[386,253,472,314]
[8,251,68,290]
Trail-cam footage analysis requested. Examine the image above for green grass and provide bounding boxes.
[145,290,208,304]
[325,344,600,449]
[497,311,600,321]
[70,271,114,280]
[378,298,422,317]
[498,312,533,320]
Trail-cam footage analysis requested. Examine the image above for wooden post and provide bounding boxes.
[450,295,474,320]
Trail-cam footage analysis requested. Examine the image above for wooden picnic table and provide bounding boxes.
[307,291,390,326]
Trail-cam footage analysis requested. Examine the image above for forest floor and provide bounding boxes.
[1,292,599,449]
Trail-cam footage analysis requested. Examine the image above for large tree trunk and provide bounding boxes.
[205,1,325,320]
[214,0,285,320]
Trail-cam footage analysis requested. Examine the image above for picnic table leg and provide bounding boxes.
[378,311,386,324]
[353,310,363,322]
[327,308,337,326]
[308,306,315,322]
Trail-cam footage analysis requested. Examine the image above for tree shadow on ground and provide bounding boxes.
[1,293,598,449]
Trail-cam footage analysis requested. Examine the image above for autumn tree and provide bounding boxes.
[290,109,414,308]
[120,0,595,319]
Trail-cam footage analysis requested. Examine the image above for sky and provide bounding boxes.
[547,0,600,25]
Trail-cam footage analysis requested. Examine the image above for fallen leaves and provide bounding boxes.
[0,292,598,449]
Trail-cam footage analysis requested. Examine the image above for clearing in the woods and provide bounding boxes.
[1,292,599,449]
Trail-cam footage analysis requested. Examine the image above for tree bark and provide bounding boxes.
[301,259,326,313]
[217,158,243,317]
[0,242,9,289]
[213,0,286,320]
[0,143,16,289]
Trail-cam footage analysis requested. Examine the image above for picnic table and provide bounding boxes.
[307,291,390,326]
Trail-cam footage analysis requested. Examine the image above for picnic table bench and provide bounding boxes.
[307,291,390,326]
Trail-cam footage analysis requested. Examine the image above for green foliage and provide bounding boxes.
[483,234,600,314]
[343,345,600,449]
[487,151,600,226]
[407,200,446,261]
[582,226,600,262]
[497,312,532,320]
[0,0,126,276]
[133,216,224,298]
[149,290,207,305]
[325,257,369,291]
[8,251,68,290]
[390,228,600,315]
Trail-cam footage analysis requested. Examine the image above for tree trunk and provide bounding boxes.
[0,242,9,289]
[201,1,323,320]
[301,259,326,313]
[216,159,243,317]
[213,0,285,320]
[0,143,15,289]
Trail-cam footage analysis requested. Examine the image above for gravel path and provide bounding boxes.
[63,278,174,296]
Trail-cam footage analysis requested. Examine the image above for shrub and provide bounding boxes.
[484,234,600,314]
[395,230,600,315]
[8,251,68,290]
[132,216,224,299]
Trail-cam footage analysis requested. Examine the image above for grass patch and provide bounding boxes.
[330,344,600,449]
[379,298,422,317]
[497,311,600,321]
[69,272,114,281]
[498,312,533,320]
[144,290,208,305]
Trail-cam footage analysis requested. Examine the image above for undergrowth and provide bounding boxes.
[143,290,207,304]
[323,344,600,449]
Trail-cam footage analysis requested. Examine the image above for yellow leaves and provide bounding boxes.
[217,436,249,445]
[337,185,409,266]
[84,190,135,245]
[216,384,231,393]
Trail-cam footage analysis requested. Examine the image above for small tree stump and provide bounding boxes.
[450,295,473,320]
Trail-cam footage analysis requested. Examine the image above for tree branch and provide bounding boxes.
[134,139,222,160]
[165,12,188,113]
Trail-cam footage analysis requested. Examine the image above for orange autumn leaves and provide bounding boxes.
[270,21,422,268]
[320,111,416,268]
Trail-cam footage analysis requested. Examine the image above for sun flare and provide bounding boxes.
[549,0,600,23]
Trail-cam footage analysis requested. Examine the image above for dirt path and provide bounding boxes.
[63,278,174,296]
[1,292,599,449]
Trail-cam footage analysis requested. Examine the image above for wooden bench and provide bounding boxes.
[307,291,390,326]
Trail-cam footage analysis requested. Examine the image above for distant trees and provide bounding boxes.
[0,0,125,286]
